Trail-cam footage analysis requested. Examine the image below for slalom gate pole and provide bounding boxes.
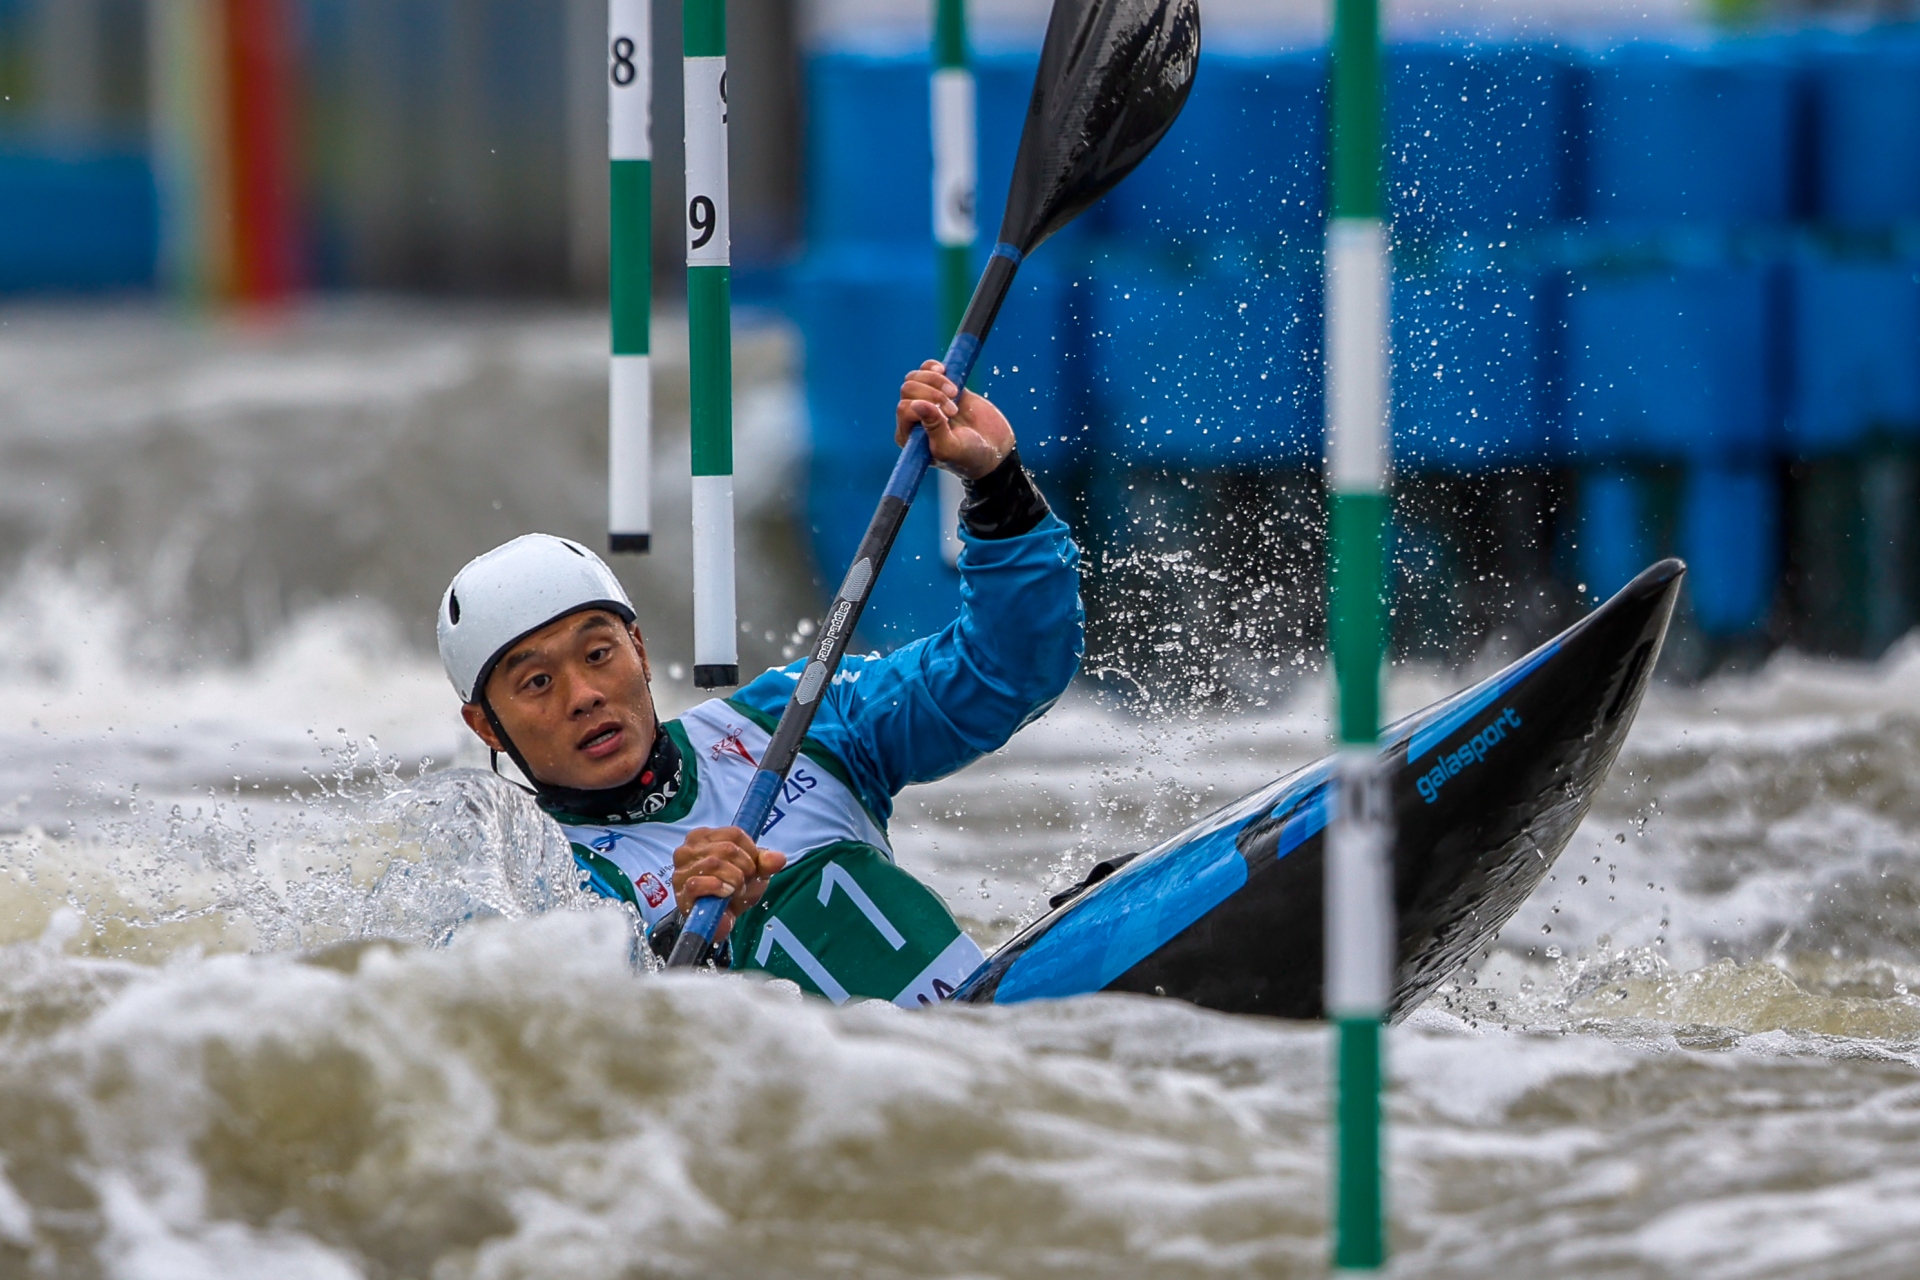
[931,0,975,567]
[685,0,737,687]
[1323,0,1393,1264]
[609,0,653,554]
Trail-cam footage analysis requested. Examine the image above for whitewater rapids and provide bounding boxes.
[0,304,1917,1278]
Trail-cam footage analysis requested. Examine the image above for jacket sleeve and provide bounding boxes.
[731,510,1084,825]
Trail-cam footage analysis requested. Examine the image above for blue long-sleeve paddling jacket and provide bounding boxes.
[731,510,1084,825]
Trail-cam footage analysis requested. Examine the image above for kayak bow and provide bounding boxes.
[952,558,1684,1019]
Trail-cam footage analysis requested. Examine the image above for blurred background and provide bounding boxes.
[8,13,1920,1275]
[0,0,1916,707]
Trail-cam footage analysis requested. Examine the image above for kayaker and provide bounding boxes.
[436,361,1083,1006]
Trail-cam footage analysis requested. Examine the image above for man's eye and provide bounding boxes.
[588,645,612,663]
[526,673,551,691]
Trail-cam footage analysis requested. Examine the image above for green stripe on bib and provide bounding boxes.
[730,841,977,1006]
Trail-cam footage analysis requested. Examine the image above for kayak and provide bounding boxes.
[951,558,1684,1019]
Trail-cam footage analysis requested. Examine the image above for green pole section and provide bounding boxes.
[685,0,737,687]
[1323,0,1392,1265]
[1329,0,1381,223]
[609,0,653,553]
[932,0,974,340]
[931,0,975,567]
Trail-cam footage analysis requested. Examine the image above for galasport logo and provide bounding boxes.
[1417,707,1522,805]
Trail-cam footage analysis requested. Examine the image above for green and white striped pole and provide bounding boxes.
[685,0,737,687]
[609,0,653,554]
[932,0,975,567]
[1323,0,1393,1265]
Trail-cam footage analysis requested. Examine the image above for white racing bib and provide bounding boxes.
[557,699,891,929]
[558,700,983,1007]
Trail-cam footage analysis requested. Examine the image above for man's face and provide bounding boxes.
[461,610,658,791]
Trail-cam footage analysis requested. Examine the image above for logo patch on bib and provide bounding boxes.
[635,871,671,908]
[711,727,756,766]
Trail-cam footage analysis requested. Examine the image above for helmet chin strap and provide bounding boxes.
[477,693,543,795]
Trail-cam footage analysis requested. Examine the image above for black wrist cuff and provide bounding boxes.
[959,448,1051,541]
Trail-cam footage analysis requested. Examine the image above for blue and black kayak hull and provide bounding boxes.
[952,558,1684,1020]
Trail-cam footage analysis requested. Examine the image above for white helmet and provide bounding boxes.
[438,534,636,704]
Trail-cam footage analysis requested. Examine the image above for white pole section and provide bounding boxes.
[609,0,653,553]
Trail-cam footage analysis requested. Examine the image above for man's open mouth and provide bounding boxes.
[578,723,625,756]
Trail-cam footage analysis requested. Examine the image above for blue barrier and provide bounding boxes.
[1102,44,1573,246]
[792,244,1070,643]
[1072,262,1559,473]
[1806,37,1920,229]
[0,152,157,292]
[1389,44,1571,233]
[794,245,1070,470]
[1393,270,1555,470]
[1578,463,1781,638]
[1578,470,1653,602]
[1565,265,1776,461]
[804,50,1079,254]
[967,263,1075,477]
[793,247,936,472]
[974,54,1047,248]
[1578,43,1795,226]
[805,55,932,251]
[792,246,950,646]
[799,31,1920,654]
[1082,249,1322,467]
[1100,51,1325,246]
[1787,259,1920,455]
[1680,463,1778,637]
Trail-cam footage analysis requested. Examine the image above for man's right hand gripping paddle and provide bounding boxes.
[667,0,1202,969]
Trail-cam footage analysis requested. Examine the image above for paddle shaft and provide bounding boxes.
[665,244,1024,967]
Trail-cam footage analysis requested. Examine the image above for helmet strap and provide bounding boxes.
[477,694,540,795]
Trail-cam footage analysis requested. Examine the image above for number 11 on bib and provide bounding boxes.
[684,0,737,688]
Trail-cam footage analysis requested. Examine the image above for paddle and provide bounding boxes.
[666,0,1201,969]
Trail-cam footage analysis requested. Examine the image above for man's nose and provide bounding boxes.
[565,670,609,715]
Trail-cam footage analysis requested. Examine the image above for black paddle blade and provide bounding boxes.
[1001,0,1201,255]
